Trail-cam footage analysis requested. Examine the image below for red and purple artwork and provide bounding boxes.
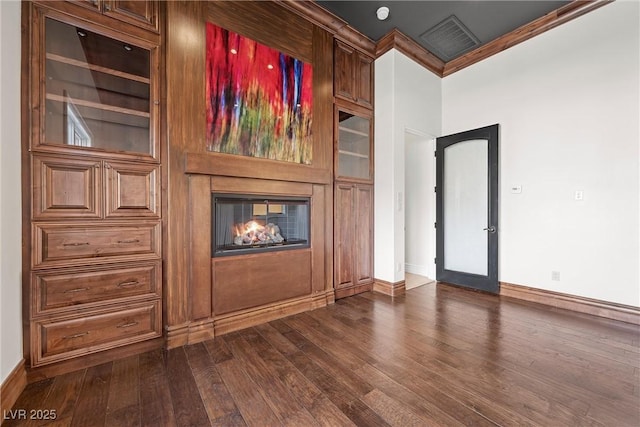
[206,23,313,164]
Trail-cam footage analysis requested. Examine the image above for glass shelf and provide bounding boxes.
[43,18,154,157]
[337,110,371,180]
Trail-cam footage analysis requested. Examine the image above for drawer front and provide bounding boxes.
[34,262,161,314]
[34,301,161,366]
[33,222,161,267]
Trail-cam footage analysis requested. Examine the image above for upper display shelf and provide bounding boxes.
[40,17,156,158]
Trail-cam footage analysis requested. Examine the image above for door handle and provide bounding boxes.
[483,226,496,233]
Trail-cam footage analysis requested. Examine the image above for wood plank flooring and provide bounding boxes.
[5,283,640,426]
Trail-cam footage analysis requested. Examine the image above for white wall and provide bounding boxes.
[375,50,441,283]
[442,1,640,306]
[374,51,396,282]
[0,0,24,384]
[405,133,435,278]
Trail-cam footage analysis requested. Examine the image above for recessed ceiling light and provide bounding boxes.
[376,6,389,21]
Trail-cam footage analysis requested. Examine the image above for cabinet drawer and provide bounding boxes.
[34,262,160,314]
[33,301,161,366]
[33,222,161,268]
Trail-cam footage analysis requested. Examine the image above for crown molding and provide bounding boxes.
[376,28,445,77]
[279,0,611,76]
[442,0,613,76]
[443,0,613,77]
[329,0,610,77]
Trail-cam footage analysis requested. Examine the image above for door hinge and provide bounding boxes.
[434,258,437,264]
[434,222,437,228]
[434,151,437,157]
[434,186,437,193]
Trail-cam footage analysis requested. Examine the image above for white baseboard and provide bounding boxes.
[405,263,430,277]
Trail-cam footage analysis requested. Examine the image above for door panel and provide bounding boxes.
[436,124,499,293]
[443,139,488,276]
[335,183,355,289]
[355,185,373,284]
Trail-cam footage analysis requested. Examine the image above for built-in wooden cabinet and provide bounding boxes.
[24,1,162,369]
[333,38,375,298]
[334,183,373,298]
[334,40,373,109]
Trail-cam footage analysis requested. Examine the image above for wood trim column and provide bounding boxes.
[188,174,213,341]
[164,0,207,348]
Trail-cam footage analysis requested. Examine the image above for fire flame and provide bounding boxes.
[235,220,264,239]
[233,220,284,246]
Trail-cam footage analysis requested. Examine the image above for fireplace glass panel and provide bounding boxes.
[213,195,310,257]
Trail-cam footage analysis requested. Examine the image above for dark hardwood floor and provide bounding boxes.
[6,283,640,426]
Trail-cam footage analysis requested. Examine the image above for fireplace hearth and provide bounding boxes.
[212,194,310,256]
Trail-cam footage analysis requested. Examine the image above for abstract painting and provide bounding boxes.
[206,22,313,164]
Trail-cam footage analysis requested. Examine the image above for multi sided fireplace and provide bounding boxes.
[212,194,310,257]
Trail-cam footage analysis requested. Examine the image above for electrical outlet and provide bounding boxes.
[574,190,584,201]
[551,271,560,281]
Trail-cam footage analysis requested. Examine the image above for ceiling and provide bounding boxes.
[315,1,571,62]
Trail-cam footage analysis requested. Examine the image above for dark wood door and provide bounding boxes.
[436,124,499,293]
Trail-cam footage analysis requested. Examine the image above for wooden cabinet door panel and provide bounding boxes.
[32,155,101,219]
[334,184,355,289]
[105,161,159,218]
[34,301,161,366]
[334,41,355,101]
[33,222,161,267]
[34,261,160,314]
[355,185,373,284]
[103,0,159,33]
[334,41,373,108]
[357,53,373,108]
[68,0,101,13]
[213,250,312,315]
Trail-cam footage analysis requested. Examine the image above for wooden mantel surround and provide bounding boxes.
[164,1,336,348]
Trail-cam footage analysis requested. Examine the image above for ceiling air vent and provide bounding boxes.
[419,15,480,62]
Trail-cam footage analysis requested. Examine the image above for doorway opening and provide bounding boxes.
[404,129,436,290]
